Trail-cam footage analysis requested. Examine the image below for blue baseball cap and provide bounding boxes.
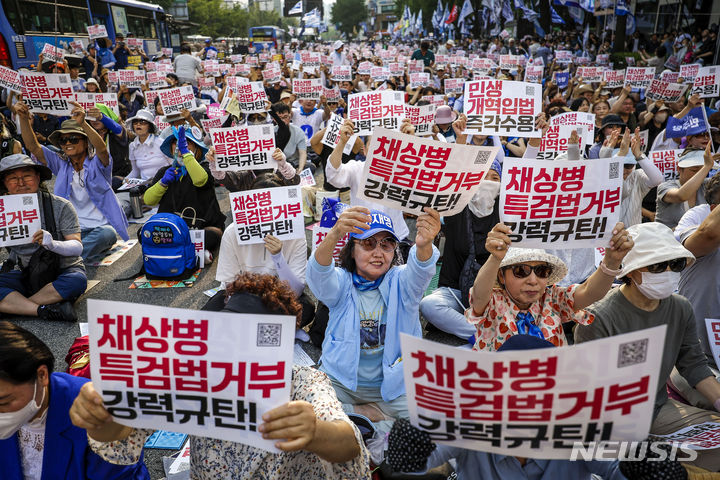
[350,210,398,241]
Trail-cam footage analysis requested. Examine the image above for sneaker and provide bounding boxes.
[204,249,213,265]
[37,301,77,322]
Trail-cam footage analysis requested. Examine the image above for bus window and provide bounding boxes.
[17,0,89,34]
[1,0,21,31]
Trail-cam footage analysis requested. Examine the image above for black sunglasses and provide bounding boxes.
[646,258,687,274]
[59,136,82,145]
[505,263,554,279]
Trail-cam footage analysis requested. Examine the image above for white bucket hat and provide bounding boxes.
[618,222,695,278]
[125,109,157,133]
[333,40,344,51]
[677,149,705,169]
[499,248,568,285]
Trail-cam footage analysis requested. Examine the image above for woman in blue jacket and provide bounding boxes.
[0,321,149,480]
[307,205,440,434]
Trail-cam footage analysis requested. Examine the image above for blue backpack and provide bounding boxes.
[139,213,197,279]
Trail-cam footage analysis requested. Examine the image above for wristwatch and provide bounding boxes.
[598,260,622,277]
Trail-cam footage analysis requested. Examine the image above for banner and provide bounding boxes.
[650,149,683,181]
[234,81,268,114]
[348,90,405,136]
[21,73,74,116]
[359,128,500,216]
[74,92,120,118]
[209,125,276,171]
[537,125,586,160]
[679,63,701,84]
[603,69,625,89]
[690,66,719,98]
[576,66,604,83]
[462,80,541,138]
[405,104,437,136]
[624,67,655,89]
[87,24,108,40]
[116,69,145,88]
[41,43,64,63]
[262,64,281,84]
[87,299,294,452]
[0,65,22,93]
[158,86,196,116]
[229,186,304,245]
[0,194,41,247]
[500,157,622,248]
[292,78,323,101]
[645,80,688,103]
[651,422,720,451]
[524,65,544,84]
[409,72,431,88]
[401,326,665,458]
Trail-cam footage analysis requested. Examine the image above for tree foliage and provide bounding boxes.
[187,0,296,38]
[331,0,369,38]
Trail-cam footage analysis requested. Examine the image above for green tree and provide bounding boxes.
[188,0,247,37]
[331,0,369,38]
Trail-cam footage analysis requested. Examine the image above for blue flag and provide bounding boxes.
[665,107,710,138]
[289,0,302,15]
[551,6,565,24]
[554,71,570,89]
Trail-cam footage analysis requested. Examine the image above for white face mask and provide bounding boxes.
[636,270,680,300]
[0,380,44,439]
[468,180,500,218]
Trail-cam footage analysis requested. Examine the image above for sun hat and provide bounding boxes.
[435,105,458,124]
[280,91,293,100]
[618,222,695,278]
[0,154,52,182]
[332,40,344,51]
[446,39,455,46]
[125,109,157,134]
[499,248,568,285]
[48,119,88,148]
[576,84,594,94]
[677,149,706,169]
[160,125,208,161]
[350,210,399,241]
[85,78,100,88]
[601,114,626,129]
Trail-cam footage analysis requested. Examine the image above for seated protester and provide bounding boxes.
[420,160,502,341]
[325,119,411,244]
[308,125,365,204]
[15,101,129,263]
[31,112,61,147]
[213,172,314,328]
[307,206,440,433]
[84,78,101,93]
[69,273,370,479]
[85,104,131,191]
[0,155,86,321]
[274,102,309,171]
[574,222,720,472]
[292,98,331,166]
[434,106,458,143]
[466,220,632,351]
[588,114,625,159]
[144,126,225,263]
[386,335,629,480]
[117,85,145,119]
[0,322,150,479]
[675,172,720,369]
[656,145,717,229]
[126,109,170,181]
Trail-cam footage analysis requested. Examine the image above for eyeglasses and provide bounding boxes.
[505,263,554,279]
[59,136,82,145]
[645,258,687,273]
[356,236,397,253]
[5,173,37,185]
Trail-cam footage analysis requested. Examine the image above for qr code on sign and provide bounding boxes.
[617,338,648,368]
[609,162,619,179]
[288,188,298,198]
[525,85,535,96]
[257,323,282,347]
[474,150,491,165]
[22,196,33,205]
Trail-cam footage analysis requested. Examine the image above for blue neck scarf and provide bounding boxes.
[172,157,187,180]
[352,272,384,291]
[515,312,544,339]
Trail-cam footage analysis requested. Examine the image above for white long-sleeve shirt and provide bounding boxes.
[128,134,171,180]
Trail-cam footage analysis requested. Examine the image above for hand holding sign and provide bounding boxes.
[415,207,441,251]
[271,148,286,165]
[263,234,282,255]
[69,382,133,443]
[339,119,354,144]
[332,206,372,237]
[13,101,29,121]
[604,222,634,269]
[486,222,513,261]
[69,101,86,125]
[400,118,415,136]
[259,400,317,451]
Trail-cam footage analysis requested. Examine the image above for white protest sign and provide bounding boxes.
[323,87,342,103]
[404,103,437,137]
[649,149,683,181]
[651,422,720,451]
[409,72,431,88]
[537,125,585,160]
[321,113,355,155]
[87,299,294,452]
[147,71,167,90]
[74,92,120,118]
[679,63,701,84]
[191,229,205,269]
[348,90,405,136]
[209,125,276,171]
[690,66,720,99]
[0,194,41,247]
[401,325,666,459]
[0,65,22,92]
[200,117,223,133]
[549,111,596,147]
[500,157,623,249]
[444,78,465,95]
[87,24,108,40]
[660,71,680,83]
[407,60,424,74]
[292,78,323,101]
[624,67,655,89]
[69,40,85,54]
[41,43,65,63]
[705,318,720,371]
[576,66,605,83]
[524,65,544,84]
[168,442,191,474]
[125,38,143,49]
[463,79,541,138]
[21,72,74,116]
[555,50,573,64]
[158,86,196,117]
[229,186,304,245]
[371,67,389,82]
[645,80,688,103]
[498,55,523,70]
[603,69,625,89]
[233,81,268,114]
[116,70,145,88]
[262,64,281,84]
[299,168,316,186]
[360,128,500,216]
[332,65,352,82]
[389,63,404,77]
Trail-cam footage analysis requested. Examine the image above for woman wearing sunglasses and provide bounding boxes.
[307,205,440,434]
[467,219,633,351]
[575,222,720,472]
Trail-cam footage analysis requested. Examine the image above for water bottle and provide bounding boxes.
[130,187,143,219]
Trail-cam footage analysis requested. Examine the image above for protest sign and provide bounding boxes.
[347,90,405,136]
[401,325,665,458]
[145,90,159,107]
[462,79,541,138]
[233,82,268,114]
[300,52,320,69]
[409,73,431,88]
[537,125,585,160]
[679,63,701,84]
[603,69,625,89]
[625,56,636,66]
[156,63,174,73]
[332,65,352,82]
[197,77,215,90]
[624,67,655,89]
[420,95,445,108]
[500,157,623,248]
[158,86,196,117]
[321,113,355,155]
[21,72,74,116]
[87,299,294,451]
[359,128,500,215]
[660,71,680,83]
[690,66,720,98]
[596,54,609,65]
[524,65,544,84]
[357,61,373,75]
[203,60,220,77]
[323,86,342,103]
[206,103,225,119]
[650,149,683,181]
[645,80,688,103]
[371,67,389,82]
[226,76,250,96]
[0,65,22,93]
[498,55,522,70]
[576,66,604,83]
[87,24,108,40]
[200,117,223,133]
[209,125,276,171]
[555,50,573,64]
[311,201,351,265]
[407,60,424,74]
[230,54,243,64]
[116,70,146,88]
[190,229,205,269]
[0,194,41,247]
[553,71,570,90]
[41,43,65,63]
[126,38,143,49]
[389,62,404,77]
[435,54,449,67]
[259,52,270,64]
[127,56,142,69]
[444,78,465,95]
[74,92,120,118]
[292,78,323,101]
[69,40,84,54]
[107,71,119,84]
[220,94,241,117]
[705,318,720,372]
[229,186,303,245]
[154,116,170,132]
[262,64,281,84]
[549,111,596,148]
[651,422,720,451]
[404,104,437,136]
[471,58,497,74]
[299,168,316,187]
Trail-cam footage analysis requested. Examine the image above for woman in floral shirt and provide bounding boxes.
[465,222,634,351]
